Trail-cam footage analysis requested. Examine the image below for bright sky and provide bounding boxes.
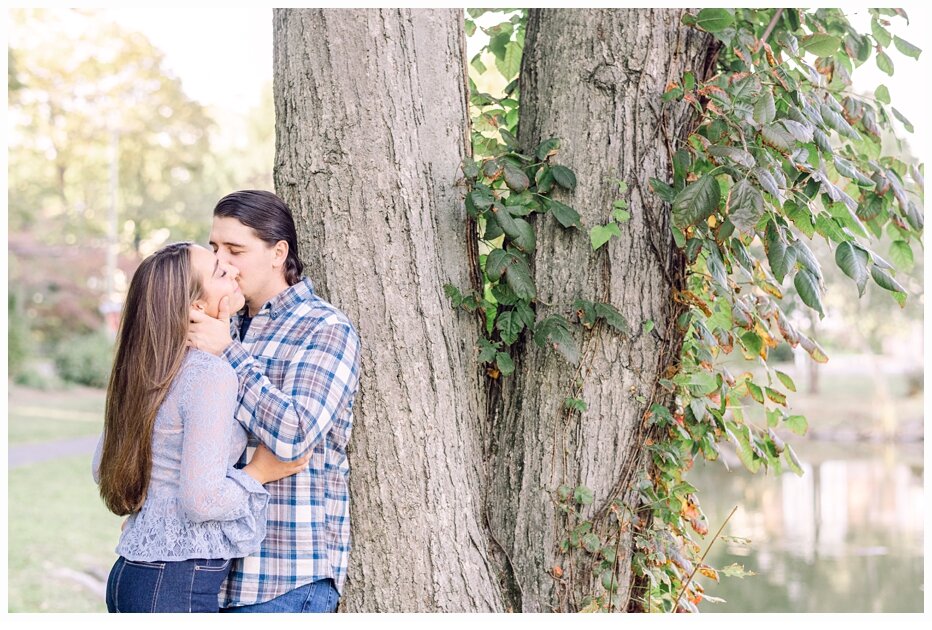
[105,7,273,116]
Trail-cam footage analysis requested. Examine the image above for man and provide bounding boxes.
[188,190,360,613]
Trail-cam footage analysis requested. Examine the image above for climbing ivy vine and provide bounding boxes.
[448,7,923,613]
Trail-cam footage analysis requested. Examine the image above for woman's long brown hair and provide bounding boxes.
[98,242,203,515]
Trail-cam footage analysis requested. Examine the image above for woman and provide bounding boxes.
[92,241,307,613]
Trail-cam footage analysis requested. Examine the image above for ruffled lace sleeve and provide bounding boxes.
[178,358,269,532]
[92,431,103,485]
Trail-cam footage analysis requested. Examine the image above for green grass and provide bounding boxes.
[9,454,123,612]
[8,384,105,445]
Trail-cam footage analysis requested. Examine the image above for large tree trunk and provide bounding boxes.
[274,7,717,613]
[488,9,718,612]
[273,9,501,612]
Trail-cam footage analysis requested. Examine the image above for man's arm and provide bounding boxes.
[223,320,360,461]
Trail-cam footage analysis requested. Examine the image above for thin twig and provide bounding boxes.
[761,9,784,44]
[673,504,739,611]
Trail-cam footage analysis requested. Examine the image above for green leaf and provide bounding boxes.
[871,19,892,47]
[537,138,561,161]
[565,397,588,412]
[643,319,654,334]
[784,415,809,436]
[801,33,841,57]
[875,84,891,105]
[485,248,508,281]
[503,162,530,193]
[496,40,523,80]
[504,254,536,301]
[894,35,922,59]
[876,50,894,76]
[741,332,763,358]
[784,443,804,476]
[496,309,525,345]
[549,199,581,228]
[775,370,797,392]
[892,107,915,133]
[795,269,825,316]
[708,145,755,169]
[582,533,601,554]
[695,8,734,33]
[478,338,499,364]
[672,175,720,228]
[551,165,577,191]
[753,90,776,125]
[469,189,494,212]
[590,223,621,250]
[574,485,594,505]
[612,207,631,223]
[889,240,914,270]
[534,315,579,364]
[557,484,573,502]
[761,123,796,151]
[870,265,906,294]
[595,303,629,334]
[495,351,515,376]
[834,241,869,296]
[727,179,765,234]
[649,177,677,203]
[766,230,797,285]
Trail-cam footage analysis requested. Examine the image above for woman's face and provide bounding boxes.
[190,245,246,318]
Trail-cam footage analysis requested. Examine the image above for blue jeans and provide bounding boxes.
[221,579,340,613]
[106,556,232,613]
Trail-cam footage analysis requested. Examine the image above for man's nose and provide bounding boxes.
[226,263,241,279]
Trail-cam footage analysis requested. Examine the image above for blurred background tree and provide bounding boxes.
[7,8,273,385]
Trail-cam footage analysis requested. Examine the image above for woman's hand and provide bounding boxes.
[244,443,311,484]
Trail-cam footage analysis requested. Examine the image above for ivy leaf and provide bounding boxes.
[503,162,530,193]
[801,33,841,57]
[485,248,509,281]
[875,84,891,105]
[649,177,677,203]
[534,315,579,364]
[496,309,525,345]
[784,443,804,476]
[549,199,581,229]
[727,179,765,234]
[495,351,516,376]
[478,338,499,364]
[889,240,914,271]
[753,90,776,125]
[582,533,601,554]
[496,40,522,79]
[504,254,536,301]
[794,269,825,317]
[594,303,630,334]
[672,174,720,228]
[590,223,621,250]
[876,50,894,76]
[894,35,922,59]
[870,265,906,294]
[694,8,734,34]
[551,165,577,191]
[537,138,561,161]
[573,485,594,505]
[834,241,869,297]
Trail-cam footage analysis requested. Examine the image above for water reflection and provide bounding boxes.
[687,441,923,612]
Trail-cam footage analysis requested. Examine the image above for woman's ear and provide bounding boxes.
[192,300,206,312]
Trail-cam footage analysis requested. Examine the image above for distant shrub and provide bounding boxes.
[54,332,114,389]
[8,295,31,380]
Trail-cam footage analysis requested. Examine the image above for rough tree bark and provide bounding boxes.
[273,9,501,612]
[273,7,717,612]
[489,9,718,612]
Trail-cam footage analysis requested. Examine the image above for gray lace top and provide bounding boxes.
[92,349,269,561]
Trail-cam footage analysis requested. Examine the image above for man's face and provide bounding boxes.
[209,216,278,306]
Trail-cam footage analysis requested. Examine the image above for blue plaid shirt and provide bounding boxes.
[219,278,360,608]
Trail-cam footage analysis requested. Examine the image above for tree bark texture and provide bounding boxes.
[273,9,501,612]
[489,9,718,611]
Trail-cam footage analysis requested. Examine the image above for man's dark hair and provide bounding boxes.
[213,190,304,286]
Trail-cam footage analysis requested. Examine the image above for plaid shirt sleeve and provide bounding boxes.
[222,321,360,462]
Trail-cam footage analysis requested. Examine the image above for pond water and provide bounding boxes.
[686,440,924,612]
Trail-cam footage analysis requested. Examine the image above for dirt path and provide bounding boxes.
[9,435,99,469]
